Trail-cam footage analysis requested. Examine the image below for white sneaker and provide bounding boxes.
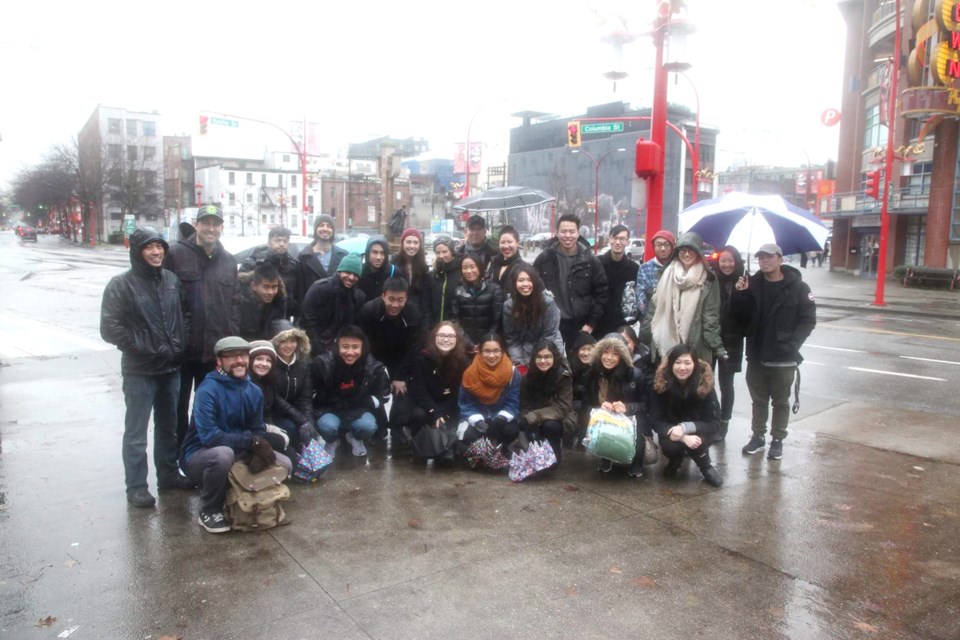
[345,432,368,457]
[324,439,340,456]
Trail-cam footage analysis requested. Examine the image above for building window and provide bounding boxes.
[291,175,297,188]
[126,120,138,136]
[277,174,284,187]
[246,192,253,204]
[128,146,138,161]
[228,172,236,185]
[108,144,122,160]
[143,146,156,160]
[307,194,314,211]
[143,171,157,188]
[862,105,888,151]
[145,193,158,204]
[142,121,156,137]
[261,173,266,186]
[229,193,236,205]
[107,118,122,134]
[292,195,298,209]
[246,172,253,185]
[283,154,290,163]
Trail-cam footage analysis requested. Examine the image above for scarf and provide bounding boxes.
[650,261,706,357]
[462,353,514,405]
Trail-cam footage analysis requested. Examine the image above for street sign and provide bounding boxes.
[210,117,239,128]
[820,109,841,127]
[581,122,624,134]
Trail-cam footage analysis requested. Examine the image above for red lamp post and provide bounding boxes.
[195,182,204,207]
[572,147,626,253]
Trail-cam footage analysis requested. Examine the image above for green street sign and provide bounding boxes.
[581,122,624,134]
[210,117,239,128]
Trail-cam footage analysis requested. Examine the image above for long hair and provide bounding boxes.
[395,237,429,284]
[424,321,468,383]
[660,343,702,405]
[524,339,566,383]
[509,264,544,327]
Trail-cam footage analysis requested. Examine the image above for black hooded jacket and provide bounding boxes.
[240,245,301,319]
[300,275,366,356]
[100,227,187,375]
[162,233,237,362]
[533,236,609,327]
[357,236,396,302]
[231,271,288,342]
[733,264,816,365]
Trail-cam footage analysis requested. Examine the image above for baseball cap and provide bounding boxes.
[197,204,224,221]
[754,243,783,257]
[466,215,486,229]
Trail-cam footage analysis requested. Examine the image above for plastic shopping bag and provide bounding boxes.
[583,408,636,465]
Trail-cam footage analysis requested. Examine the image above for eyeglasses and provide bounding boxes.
[435,334,457,341]
[535,355,554,361]
[481,349,502,356]
[653,241,672,249]
[610,236,628,243]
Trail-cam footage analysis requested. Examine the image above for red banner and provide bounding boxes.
[454,142,482,174]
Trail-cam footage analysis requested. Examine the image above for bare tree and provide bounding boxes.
[105,136,163,223]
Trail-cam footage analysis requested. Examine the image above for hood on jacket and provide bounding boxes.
[653,357,715,397]
[672,231,705,257]
[365,235,389,259]
[237,269,288,299]
[129,227,168,268]
[271,327,311,360]
[590,335,633,369]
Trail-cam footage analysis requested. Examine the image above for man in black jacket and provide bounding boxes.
[101,227,193,508]
[533,213,609,350]
[300,253,365,356]
[596,224,640,335]
[231,263,287,342]
[456,215,496,273]
[299,214,347,298]
[736,244,816,461]
[162,205,238,446]
[239,227,301,319]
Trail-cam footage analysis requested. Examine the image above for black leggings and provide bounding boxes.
[715,359,737,421]
[529,419,565,463]
[660,437,711,469]
[461,419,520,451]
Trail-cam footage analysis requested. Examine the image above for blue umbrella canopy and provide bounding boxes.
[678,192,828,256]
[335,235,371,254]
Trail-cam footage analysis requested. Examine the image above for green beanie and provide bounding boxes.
[337,252,363,276]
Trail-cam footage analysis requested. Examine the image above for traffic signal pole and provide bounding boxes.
[645,1,671,262]
[874,0,901,307]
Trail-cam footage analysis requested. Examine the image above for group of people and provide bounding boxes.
[101,203,816,534]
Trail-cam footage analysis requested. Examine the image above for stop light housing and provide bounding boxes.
[567,121,581,147]
[199,115,209,135]
[864,169,881,200]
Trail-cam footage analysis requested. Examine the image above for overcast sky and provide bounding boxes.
[0,0,846,189]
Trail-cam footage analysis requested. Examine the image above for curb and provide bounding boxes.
[816,299,960,321]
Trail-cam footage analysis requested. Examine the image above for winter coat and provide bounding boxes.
[450,280,504,347]
[239,245,301,319]
[533,237,609,327]
[310,351,391,424]
[596,252,640,336]
[298,241,347,298]
[458,366,522,424]
[231,271,288,342]
[180,369,266,466]
[520,366,577,434]
[456,239,497,274]
[357,236,395,302]
[100,228,187,376]
[431,258,462,323]
[300,275,366,356]
[357,298,424,382]
[649,358,720,441]
[585,336,646,418]
[391,255,434,320]
[163,233,238,363]
[502,292,564,365]
[410,350,464,425]
[270,327,315,428]
[486,253,528,289]
[733,264,816,365]
[716,256,749,372]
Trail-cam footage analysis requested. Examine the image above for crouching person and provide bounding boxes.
[179,337,293,533]
[458,333,523,453]
[310,325,391,457]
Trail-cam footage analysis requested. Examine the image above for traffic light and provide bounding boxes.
[567,121,581,147]
[864,169,881,200]
[199,115,209,135]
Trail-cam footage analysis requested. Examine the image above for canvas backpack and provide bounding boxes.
[224,461,291,532]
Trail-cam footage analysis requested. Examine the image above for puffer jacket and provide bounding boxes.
[100,227,186,375]
[300,275,366,355]
[533,236,609,327]
[231,270,288,342]
[734,264,816,365]
[502,292,564,365]
[270,327,314,428]
[163,233,237,362]
[179,369,266,466]
[240,245,301,319]
[310,351,391,424]
[648,358,720,441]
[450,280,504,346]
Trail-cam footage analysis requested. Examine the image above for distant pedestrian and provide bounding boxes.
[100,227,193,508]
[635,229,675,323]
[735,244,816,461]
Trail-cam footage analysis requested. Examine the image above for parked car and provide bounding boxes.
[598,237,645,261]
[18,224,38,242]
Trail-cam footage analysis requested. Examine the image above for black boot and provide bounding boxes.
[694,451,723,487]
[713,420,728,443]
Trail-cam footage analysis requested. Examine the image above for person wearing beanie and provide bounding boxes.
[430,236,461,323]
[358,235,396,302]
[635,228,676,323]
[596,224,641,336]
[568,331,598,448]
[101,227,192,508]
[391,227,434,318]
[247,340,298,459]
[299,214,347,296]
[300,252,367,356]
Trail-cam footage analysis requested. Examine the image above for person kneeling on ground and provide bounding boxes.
[649,343,723,487]
[179,337,293,534]
[458,333,522,455]
[519,339,575,464]
[310,325,391,458]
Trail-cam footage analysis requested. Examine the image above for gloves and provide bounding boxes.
[251,435,277,466]
[473,420,489,435]
[517,415,531,432]
[299,423,320,446]
[490,416,508,432]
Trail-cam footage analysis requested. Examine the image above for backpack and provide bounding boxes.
[224,461,291,532]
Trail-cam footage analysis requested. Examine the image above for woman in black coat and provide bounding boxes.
[392,228,434,316]
[713,245,748,442]
[450,255,504,352]
[519,339,575,463]
[270,326,316,450]
[649,343,722,487]
[486,225,529,288]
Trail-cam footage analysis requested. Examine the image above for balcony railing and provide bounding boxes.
[826,185,930,217]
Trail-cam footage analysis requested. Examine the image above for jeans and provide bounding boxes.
[316,412,378,443]
[184,446,292,513]
[745,362,796,441]
[122,371,181,493]
[177,360,215,446]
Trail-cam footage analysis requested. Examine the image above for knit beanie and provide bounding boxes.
[651,229,676,246]
[433,236,457,255]
[571,331,598,353]
[314,214,335,230]
[248,340,277,364]
[337,253,363,276]
[400,228,422,245]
